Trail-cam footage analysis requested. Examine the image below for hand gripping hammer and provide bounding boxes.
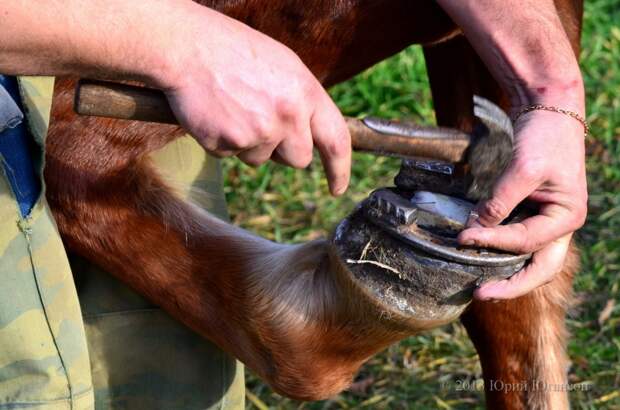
[74,80,514,199]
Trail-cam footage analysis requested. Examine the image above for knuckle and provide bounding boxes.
[200,137,219,153]
[469,237,486,248]
[520,241,536,254]
[324,136,348,158]
[514,158,545,181]
[482,198,509,222]
[289,148,313,168]
[242,155,268,167]
[275,97,299,120]
[226,132,251,150]
[515,226,536,253]
[251,119,274,142]
[278,140,313,169]
[570,204,588,229]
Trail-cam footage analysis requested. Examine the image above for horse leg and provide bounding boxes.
[48,77,448,401]
[422,15,581,405]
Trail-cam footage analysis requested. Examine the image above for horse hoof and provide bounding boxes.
[332,187,529,329]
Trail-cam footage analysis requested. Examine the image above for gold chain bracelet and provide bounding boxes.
[512,104,590,137]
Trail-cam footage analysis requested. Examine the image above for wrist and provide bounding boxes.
[503,50,585,116]
[141,1,221,92]
[89,0,206,90]
[120,0,199,89]
[508,75,585,118]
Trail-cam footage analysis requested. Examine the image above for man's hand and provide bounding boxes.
[0,1,351,196]
[161,7,351,195]
[459,110,587,300]
[436,0,587,299]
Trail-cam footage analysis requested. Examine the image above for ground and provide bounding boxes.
[222,1,620,408]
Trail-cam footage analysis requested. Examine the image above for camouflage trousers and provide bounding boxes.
[0,77,244,409]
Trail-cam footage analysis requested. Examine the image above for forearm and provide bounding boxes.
[0,0,196,86]
[436,0,584,114]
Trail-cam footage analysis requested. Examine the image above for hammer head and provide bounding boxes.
[467,95,514,200]
[394,96,514,201]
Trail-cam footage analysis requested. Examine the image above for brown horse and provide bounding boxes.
[44,1,583,408]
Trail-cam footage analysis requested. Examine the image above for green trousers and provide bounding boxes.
[0,77,244,409]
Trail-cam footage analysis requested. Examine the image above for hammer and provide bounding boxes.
[74,80,513,198]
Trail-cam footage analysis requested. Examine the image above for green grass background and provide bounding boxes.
[221,1,620,408]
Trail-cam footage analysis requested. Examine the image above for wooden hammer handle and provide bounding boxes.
[75,80,470,163]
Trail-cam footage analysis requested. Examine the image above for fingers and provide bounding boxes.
[461,157,559,254]
[237,141,279,167]
[239,132,314,169]
[469,162,542,228]
[460,203,574,254]
[310,93,351,196]
[202,136,244,158]
[273,127,313,169]
[473,234,572,300]
[185,78,349,194]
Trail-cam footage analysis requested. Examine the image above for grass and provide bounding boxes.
[221,1,620,408]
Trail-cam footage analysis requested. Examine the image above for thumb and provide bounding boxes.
[470,163,541,228]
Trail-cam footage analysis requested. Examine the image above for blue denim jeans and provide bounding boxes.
[0,75,41,217]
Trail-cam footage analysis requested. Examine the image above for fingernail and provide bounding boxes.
[475,292,498,302]
[458,232,475,246]
[466,209,484,228]
[474,293,490,301]
[474,281,501,300]
[334,185,346,196]
[475,294,491,302]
